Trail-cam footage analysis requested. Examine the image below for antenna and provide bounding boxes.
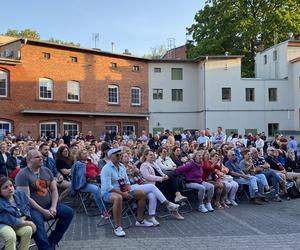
[167,38,176,59]
[92,33,100,48]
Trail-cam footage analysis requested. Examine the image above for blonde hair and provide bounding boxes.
[192,150,204,160]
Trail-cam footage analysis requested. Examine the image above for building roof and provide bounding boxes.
[0,36,19,45]
[0,36,150,62]
[163,45,187,60]
[194,55,244,62]
[0,57,21,65]
[20,109,149,117]
[290,57,300,64]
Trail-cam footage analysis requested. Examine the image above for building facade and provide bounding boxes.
[0,38,149,139]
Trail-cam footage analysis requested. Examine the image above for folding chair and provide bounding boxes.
[236,184,250,203]
[97,198,136,229]
[75,191,102,217]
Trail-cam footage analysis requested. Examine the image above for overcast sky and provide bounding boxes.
[1,0,205,56]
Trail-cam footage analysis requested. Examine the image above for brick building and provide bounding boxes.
[0,37,149,139]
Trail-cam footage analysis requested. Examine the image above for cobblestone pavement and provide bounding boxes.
[57,198,300,250]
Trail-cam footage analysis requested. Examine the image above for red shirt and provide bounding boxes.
[202,160,215,182]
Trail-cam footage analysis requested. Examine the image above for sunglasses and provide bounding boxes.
[115,153,121,157]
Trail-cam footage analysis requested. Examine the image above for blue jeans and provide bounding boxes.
[235,175,262,198]
[30,203,74,250]
[80,183,104,212]
[261,170,282,195]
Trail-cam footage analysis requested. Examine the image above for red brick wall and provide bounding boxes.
[0,42,149,138]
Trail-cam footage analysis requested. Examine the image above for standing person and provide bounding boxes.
[101,148,154,237]
[15,149,74,250]
[0,177,36,250]
[287,136,298,159]
[85,131,95,142]
[62,131,71,147]
[0,142,10,176]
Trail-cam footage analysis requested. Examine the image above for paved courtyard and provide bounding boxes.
[57,198,300,250]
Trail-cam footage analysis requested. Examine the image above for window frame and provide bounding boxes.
[108,85,119,104]
[0,70,8,97]
[268,88,277,102]
[132,65,140,72]
[0,120,12,139]
[63,122,79,139]
[268,123,279,137]
[171,68,183,80]
[42,52,51,60]
[153,88,163,100]
[264,55,267,64]
[222,87,231,102]
[154,68,161,73]
[40,122,57,138]
[171,89,183,102]
[67,80,80,102]
[70,56,78,63]
[245,88,255,102]
[39,78,53,100]
[131,87,141,106]
[122,124,135,136]
[110,62,117,68]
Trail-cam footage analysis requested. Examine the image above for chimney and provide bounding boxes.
[111,42,115,53]
[123,49,131,55]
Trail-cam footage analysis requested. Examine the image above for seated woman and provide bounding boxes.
[71,149,105,216]
[202,150,227,209]
[120,152,183,225]
[170,146,184,167]
[155,147,177,176]
[56,146,73,200]
[176,150,215,213]
[210,151,239,207]
[140,149,187,204]
[6,146,23,180]
[0,177,36,250]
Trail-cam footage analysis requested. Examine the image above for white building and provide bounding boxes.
[149,40,300,137]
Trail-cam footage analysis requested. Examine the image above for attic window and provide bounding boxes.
[43,52,50,59]
[70,56,78,63]
[110,62,117,68]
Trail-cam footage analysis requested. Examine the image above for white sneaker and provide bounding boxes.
[198,204,208,213]
[229,200,238,206]
[114,226,126,237]
[225,199,231,205]
[205,203,214,212]
[135,219,154,227]
[167,202,180,212]
[148,216,160,226]
[174,195,187,203]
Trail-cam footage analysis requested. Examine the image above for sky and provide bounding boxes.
[1,0,205,56]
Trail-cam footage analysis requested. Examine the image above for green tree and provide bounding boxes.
[4,28,40,40]
[143,44,167,59]
[187,0,300,77]
[48,38,80,47]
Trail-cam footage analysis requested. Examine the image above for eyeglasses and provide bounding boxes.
[115,153,121,157]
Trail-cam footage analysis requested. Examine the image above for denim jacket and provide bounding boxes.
[0,190,31,228]
[71,160,87,194]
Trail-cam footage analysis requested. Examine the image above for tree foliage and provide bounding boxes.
[143,44,167,59]
[2,29,80,47]
[187,0,300,77]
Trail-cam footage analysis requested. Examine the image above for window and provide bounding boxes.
[39,78,53,100]
[245,129,257,136]
[222,88,231,101]
[273,50,277,61]
[63,122,79,139]
[268,123,279,137]
[171,89,183,101]
[154,68,161,73]
[131,87,141,105]
[0,70,8,97]
[108,85,119,104]
[264,55,267,64]
[67,80,80,102]
[246,88,255,101]
[153,89,163,100]
[110,62,117,68]
[104,125,118,138]
[268,88,277,101]
[132,65,140,72]
[43,52,50,59]
[171,68,183,80]
[123,125,135,136]
[40,122,57,138]
[70,56,78,63]
[0,120,11,139]
[225,129,238,136]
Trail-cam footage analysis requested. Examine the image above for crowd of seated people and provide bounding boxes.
[0,127,300,244]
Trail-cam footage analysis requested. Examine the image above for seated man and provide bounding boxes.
[101,148,153,237]
[15,149,74,250]
[250,147,286,202]
[225,150,264,205]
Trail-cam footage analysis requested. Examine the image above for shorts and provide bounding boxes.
[102,192,112,203]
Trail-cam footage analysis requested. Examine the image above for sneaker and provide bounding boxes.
[148,216,160,226]
[229,200,238,206]
[171,211,184,220]
[274,195,282,202]
[255,193,266,199]
[135,219,154,227]
[198,204,208,213]
[285,181,294,190]
[250,198,263,205]
[225,199,231,205]
[114,226,126,237]
[174,195,187,203]
[167,202,180,212]
[205,203,214,212]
